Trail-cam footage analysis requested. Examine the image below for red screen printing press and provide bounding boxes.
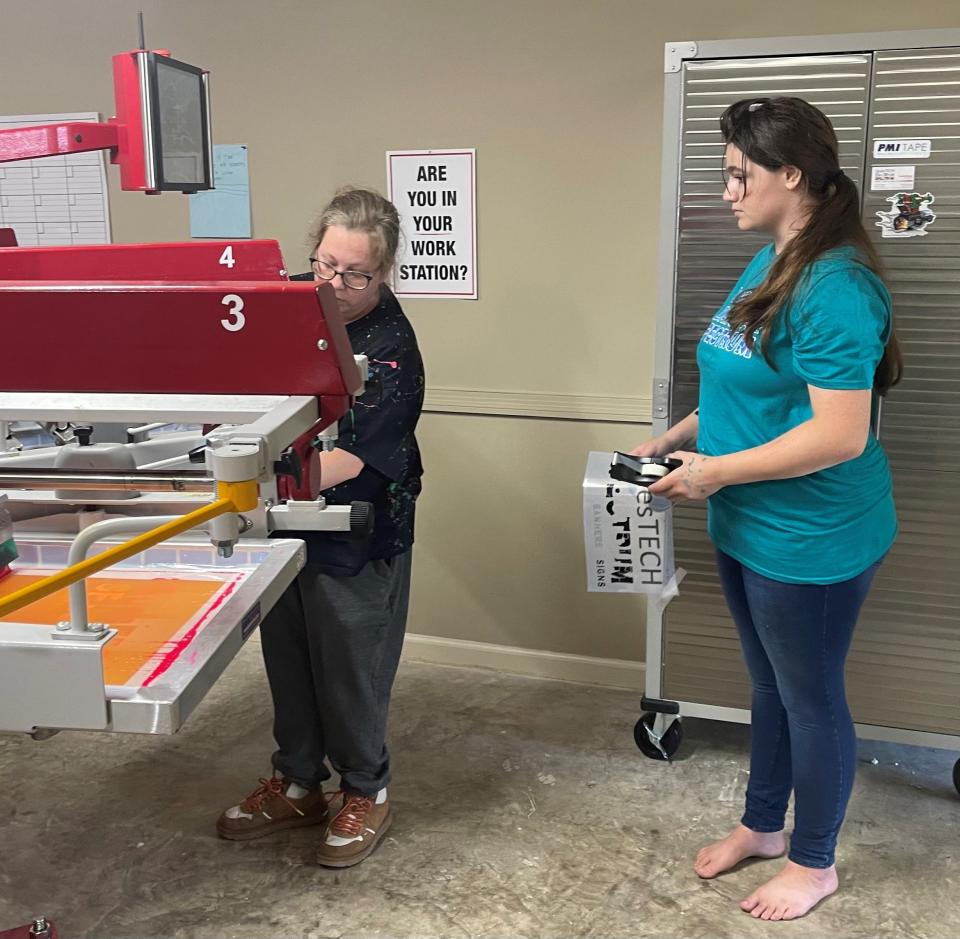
[0,46,370,739]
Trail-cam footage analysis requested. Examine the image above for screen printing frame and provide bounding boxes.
[0,535,304,735]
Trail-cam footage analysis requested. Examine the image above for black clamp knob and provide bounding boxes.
[73,425,94,447]
[349,501,374,534]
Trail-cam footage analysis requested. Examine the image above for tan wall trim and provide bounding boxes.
[401,633,646,690]
[423,387,652,423]
[253,629,645,690]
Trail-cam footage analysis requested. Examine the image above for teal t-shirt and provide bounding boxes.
[697,244,897,584]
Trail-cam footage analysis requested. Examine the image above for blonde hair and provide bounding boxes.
[308,187,400,274]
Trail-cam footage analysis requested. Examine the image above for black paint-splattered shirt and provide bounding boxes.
[300,285,424,573]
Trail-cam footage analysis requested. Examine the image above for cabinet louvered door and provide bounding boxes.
[847,48,960,734]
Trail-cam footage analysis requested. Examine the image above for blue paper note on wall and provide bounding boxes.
[189,144,252,238]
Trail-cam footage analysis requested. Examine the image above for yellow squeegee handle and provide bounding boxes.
[0,478,258,620]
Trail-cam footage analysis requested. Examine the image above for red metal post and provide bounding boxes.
[0,122,118,164]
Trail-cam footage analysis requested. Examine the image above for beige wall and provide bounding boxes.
[4,0,957,673]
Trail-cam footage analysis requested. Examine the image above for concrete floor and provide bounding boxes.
[1,643,958,939]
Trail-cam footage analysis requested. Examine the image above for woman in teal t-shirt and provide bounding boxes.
[634,97,902,921]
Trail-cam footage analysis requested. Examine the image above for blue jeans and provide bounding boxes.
[715,550,881,869]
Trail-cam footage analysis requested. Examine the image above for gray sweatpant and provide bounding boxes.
[260,550,412,796]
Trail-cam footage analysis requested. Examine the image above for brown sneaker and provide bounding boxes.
[216,775,331,842]
[315,790,392,868]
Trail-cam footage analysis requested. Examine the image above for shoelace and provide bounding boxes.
[330,794,374,837]
[242,776,305,815]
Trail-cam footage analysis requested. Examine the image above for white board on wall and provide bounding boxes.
[0,112,111,246]
[386,148,477,299]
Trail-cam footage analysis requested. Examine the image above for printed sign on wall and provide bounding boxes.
[386,149,477,299]
[870,165,916,191]
[873,138,932,159]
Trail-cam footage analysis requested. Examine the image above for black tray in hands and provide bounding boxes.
[609,452,683,488]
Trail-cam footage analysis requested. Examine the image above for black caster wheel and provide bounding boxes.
[953,758,959,797]
[634,712,683,761]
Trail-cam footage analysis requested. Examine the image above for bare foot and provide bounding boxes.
[740,860,839,920]
[694,824,786,879]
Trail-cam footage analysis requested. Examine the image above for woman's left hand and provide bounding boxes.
[647,450,723,502]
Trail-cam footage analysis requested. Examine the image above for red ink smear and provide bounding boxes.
[141,578,241,688]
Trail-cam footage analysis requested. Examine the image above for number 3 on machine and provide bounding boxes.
[220,293,245,332]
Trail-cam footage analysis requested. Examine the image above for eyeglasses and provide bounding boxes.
[721,167,746,195]
[308,257,374,290]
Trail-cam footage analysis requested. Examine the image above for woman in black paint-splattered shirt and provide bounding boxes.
[217,188,424,869]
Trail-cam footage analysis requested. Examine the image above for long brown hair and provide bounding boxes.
[720,97,902,395]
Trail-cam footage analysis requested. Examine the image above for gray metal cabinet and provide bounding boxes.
[645,32,960,758]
